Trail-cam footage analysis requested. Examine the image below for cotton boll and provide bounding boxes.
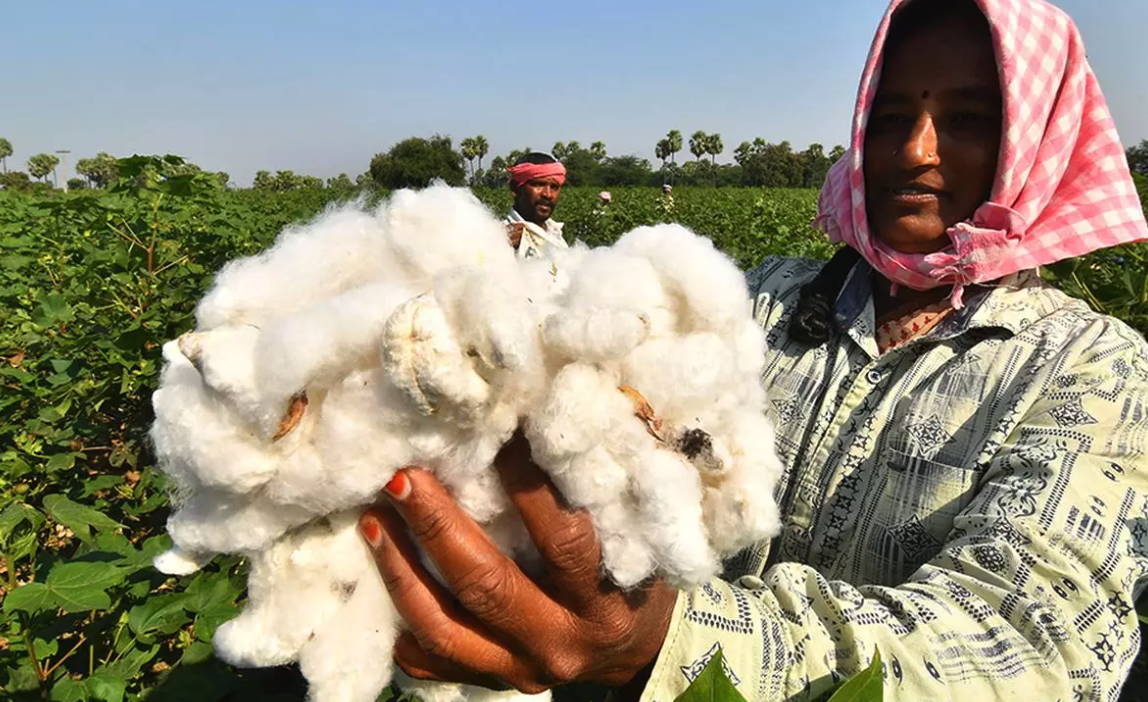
[431,265,549,406]
[296,523,399,702]
[627,448,718,586]
[383,293,494,421]
[556,249,677,336]
[254,280,421,405]
[278,375,418,513]
[612,225,750,336]
[166,489,313,555]
[383,184,515,281]
[172,326,295,442]
[153,546,209,576]
[213,513,370,668]
[197,204,403,330]
[150,342,279,495]
[542,308,651,363]
[700,411,783,553]
[619,333,736,421]
[151,184,784,702]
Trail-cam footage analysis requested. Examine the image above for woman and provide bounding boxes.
[356,0,1148,699]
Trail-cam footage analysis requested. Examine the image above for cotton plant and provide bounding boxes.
[149,184,783,702]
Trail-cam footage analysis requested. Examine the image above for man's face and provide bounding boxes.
[513,177,563,224]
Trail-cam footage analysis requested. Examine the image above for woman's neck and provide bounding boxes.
[871,277,952,324]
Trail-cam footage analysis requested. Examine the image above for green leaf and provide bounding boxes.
[179,640,215,666]
[671,647,747,702]
[39,292,74,325]
[45,453,78,472]
[46,561,126,611]
[185,571,237,613]
[43,494,123,542]
[87,669,127,702]
[129,593,192,636]
[0,501,45,542]
[34,636,60,658]
[827,648,884,702]
[49,675,89,702]
[4,582,55,613]
[194,601,240,642]
[6,659,42,692]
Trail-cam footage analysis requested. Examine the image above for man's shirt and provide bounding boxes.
[505,208,567,260]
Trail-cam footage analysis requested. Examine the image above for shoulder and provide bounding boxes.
[990,278,1148,366]
[971,279,1148,411]
[744,256,824,303]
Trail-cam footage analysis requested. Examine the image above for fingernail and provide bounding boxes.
[384,471,411,501]
[359,514,383,547]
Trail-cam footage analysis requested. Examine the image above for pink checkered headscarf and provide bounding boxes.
[814,0,1148,308]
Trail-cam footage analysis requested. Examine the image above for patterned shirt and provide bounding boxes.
[640,257,1148,702]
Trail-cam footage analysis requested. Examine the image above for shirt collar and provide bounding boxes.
[507,208,562,234]
[834,261,1053,355]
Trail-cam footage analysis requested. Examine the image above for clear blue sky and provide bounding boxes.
[4,0,1145,186]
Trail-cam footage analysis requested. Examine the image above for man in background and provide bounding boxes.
[505,153,568,259]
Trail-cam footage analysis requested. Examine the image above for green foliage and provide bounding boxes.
[1127,140,1148,176]
[369,135,466,190]
[1,171,32,192]
[671,648,746,702]
[27,154,60,183]
[0,171,1144,701]
[0,138,13,173]
[327,173,354,190]
[76,154,120,189]
[826,649,883,702]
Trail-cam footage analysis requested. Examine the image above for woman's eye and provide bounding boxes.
[872,112,911,127]
[950,111,997,127]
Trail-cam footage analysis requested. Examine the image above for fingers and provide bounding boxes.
[366,468,570,653]
[393,632,549,694]
[361,505,529,685]
[494,434,604,601]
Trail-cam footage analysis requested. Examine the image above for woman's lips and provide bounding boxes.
[886,186,945,204]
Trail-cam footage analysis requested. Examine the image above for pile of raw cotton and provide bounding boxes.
[149,184,783,702]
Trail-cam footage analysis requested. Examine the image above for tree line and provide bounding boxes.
[2,135,1147,193]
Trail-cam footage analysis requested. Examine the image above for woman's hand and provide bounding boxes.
[358,433,678,694]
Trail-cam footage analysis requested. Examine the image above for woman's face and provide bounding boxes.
[864,12,1003,254]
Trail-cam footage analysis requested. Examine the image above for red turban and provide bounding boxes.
[507,161,567,188]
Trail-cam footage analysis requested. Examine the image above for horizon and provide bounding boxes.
[3,0,1146,187]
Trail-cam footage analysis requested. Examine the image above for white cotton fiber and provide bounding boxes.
[149,183,783,702]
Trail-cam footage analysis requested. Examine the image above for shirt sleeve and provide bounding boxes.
[639,320,1148,702]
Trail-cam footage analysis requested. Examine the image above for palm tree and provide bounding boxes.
[27,153,59,184]
[590,141,607,162]
[0,138,12,174]
[473,136,489,172]
[460,137,478,180]
[734,142,752,167]
[705,133,723,167]
[667,130,683,165]
[655,139,670,169]
[552,142,568,161]
[705,134,723,187]
[689,131,708,162]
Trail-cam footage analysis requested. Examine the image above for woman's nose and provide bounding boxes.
[898,114,941,168]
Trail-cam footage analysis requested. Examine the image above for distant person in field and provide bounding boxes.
[359,0,1148,699]
[504,152,568,259]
